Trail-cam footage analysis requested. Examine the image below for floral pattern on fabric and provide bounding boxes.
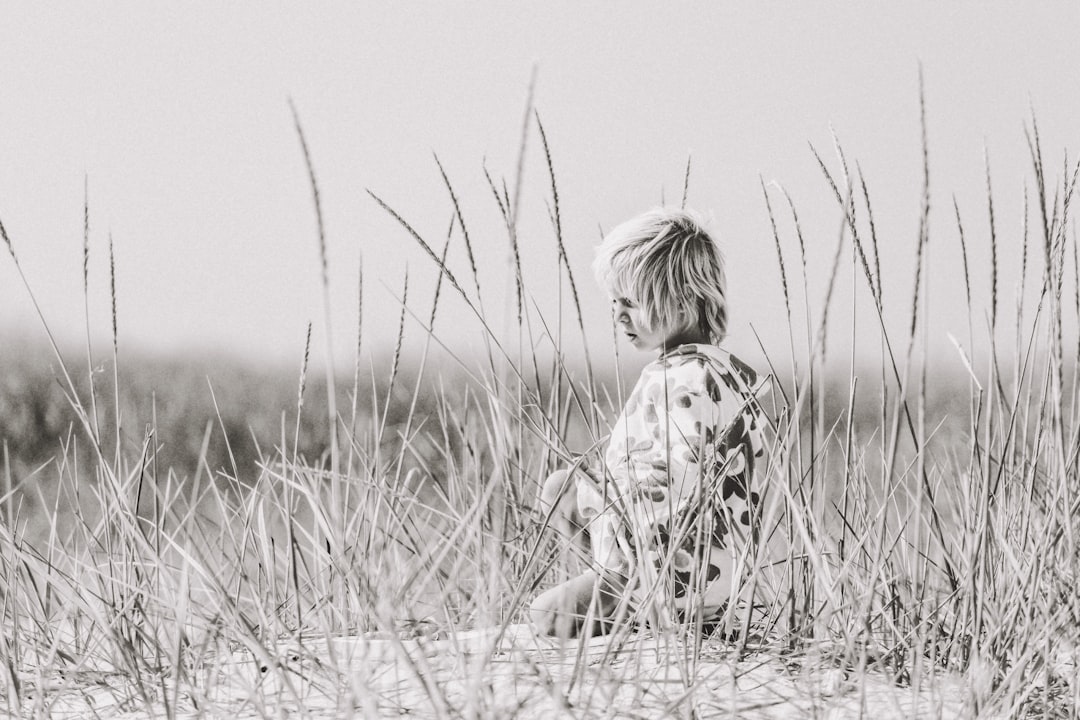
[577,344,768,615]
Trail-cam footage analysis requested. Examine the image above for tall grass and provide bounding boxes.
[1,103,1077,718]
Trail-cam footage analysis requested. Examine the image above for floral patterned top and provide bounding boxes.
[577,343,769,615]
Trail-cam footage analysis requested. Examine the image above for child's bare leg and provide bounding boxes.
[529,569,625,639]
[532,469,626,638]
[537,469,590,564]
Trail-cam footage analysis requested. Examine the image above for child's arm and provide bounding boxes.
[621,358,763,562]
[576,357,765,582]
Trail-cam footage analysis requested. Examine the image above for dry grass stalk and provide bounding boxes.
[1,92,1078,718]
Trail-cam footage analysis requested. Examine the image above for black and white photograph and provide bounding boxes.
[1,4,1078,717]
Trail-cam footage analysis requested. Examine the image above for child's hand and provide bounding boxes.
[567,452,596,482]
[567,436,609,485]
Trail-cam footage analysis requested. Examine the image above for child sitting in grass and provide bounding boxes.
[530,207,769,639]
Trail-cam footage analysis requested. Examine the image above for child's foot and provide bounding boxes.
[530,571,619,640]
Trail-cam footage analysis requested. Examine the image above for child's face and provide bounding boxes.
[612,296,705,352]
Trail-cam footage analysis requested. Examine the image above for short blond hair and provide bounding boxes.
[593,207,728,343]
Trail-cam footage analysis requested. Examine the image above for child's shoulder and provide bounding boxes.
[652,344,764,395]
[656,343,755,378]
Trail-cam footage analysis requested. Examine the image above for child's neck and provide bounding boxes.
[659,327,710,353]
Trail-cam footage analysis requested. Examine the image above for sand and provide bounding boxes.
[14,623,977,718]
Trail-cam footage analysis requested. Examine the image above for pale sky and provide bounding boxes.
[2,4,1078,377]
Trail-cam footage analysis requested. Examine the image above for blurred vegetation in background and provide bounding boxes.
[0,334,977,538]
